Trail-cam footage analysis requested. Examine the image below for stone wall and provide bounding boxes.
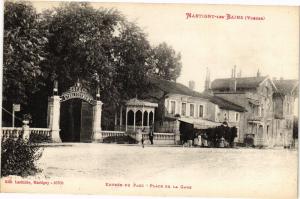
[156,120,178,133]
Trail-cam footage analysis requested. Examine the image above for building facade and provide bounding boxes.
[210,69,298,147]
[272,79,298,147]
[142,76,246,143]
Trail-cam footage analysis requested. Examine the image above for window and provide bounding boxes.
[265,87,269,96]
[190,104,194,117]
[181,103,186,116]
[199,105,204,118]
[170,101,176,114]
[258,106,262,116]
[235,113,239,122]
[166,100,169,111]
[266,98,271,111]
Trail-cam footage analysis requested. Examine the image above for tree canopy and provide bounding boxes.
[3,1,182,127]
[151,42,182,81]
[42,3,124,100]
[4,1,48,104]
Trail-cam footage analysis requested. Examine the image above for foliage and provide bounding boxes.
[112,21,154,100]
[1,138,43,177]
[29,133,51,143]
[103,135,138,144]
[22,113,32,121]
[3,1,183,127]
[41,3,155,110]
[150,42,182,81]
[42,3,122,93]
[3,1,48,104]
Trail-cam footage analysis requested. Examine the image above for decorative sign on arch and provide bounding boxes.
[61,84,96,105]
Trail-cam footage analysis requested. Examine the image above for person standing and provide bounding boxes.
[141,128,146,148]
[202,133,208,147]
[219,136,225,148]
[149,125,154,145]
[198,134,202,147]
[137,128,143,147]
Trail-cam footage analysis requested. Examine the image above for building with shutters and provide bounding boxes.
[209,67,298,147]
[127,76,247,144]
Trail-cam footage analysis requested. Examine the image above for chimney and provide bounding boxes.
[233,65,237,78]
[189,80,195,90]
[229,79,237,92]
[230,66,237,92]
[204,68,211,91]
[257,69,261,77]
[237,69,242,78]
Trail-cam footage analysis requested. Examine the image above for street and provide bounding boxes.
[33,143,298,198]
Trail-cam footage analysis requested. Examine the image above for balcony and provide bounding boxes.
[248,115,263,122]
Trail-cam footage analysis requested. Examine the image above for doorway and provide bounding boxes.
[60,99,93,142]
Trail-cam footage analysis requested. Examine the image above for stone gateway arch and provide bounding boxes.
[47,82,103,143]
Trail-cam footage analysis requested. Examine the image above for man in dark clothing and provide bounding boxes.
[149,125,154,145]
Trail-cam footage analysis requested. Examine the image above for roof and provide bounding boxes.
[273,79,298,95]
[179,117,222,129]
[126,98,158,108]
[149,76,246,112]
[208,96,247,112]
[211,76,268,90]
[149,76,209,98]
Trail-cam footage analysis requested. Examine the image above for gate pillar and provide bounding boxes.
[48,95,62,142]
[92,100,103,142]
[175,119,181,145]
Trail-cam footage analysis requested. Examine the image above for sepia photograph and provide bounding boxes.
[0,0,299,199]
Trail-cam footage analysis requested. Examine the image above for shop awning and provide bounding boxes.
[179,118,222,129]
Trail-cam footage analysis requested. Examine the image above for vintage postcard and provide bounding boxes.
[0,1,299,199]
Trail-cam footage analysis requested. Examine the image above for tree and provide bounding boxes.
[1,138,43,177]
[151,42,182,81]
[42,3,153,103]
[42,3,121,96]
[3,1,48,104]
[41,3,155,129]
[112,21,154,101]
[3,2,183,129]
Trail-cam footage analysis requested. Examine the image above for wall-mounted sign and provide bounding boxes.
[13,104,21,112]
[61,84,96,105]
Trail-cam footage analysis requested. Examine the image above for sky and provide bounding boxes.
[30,1,299,93]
